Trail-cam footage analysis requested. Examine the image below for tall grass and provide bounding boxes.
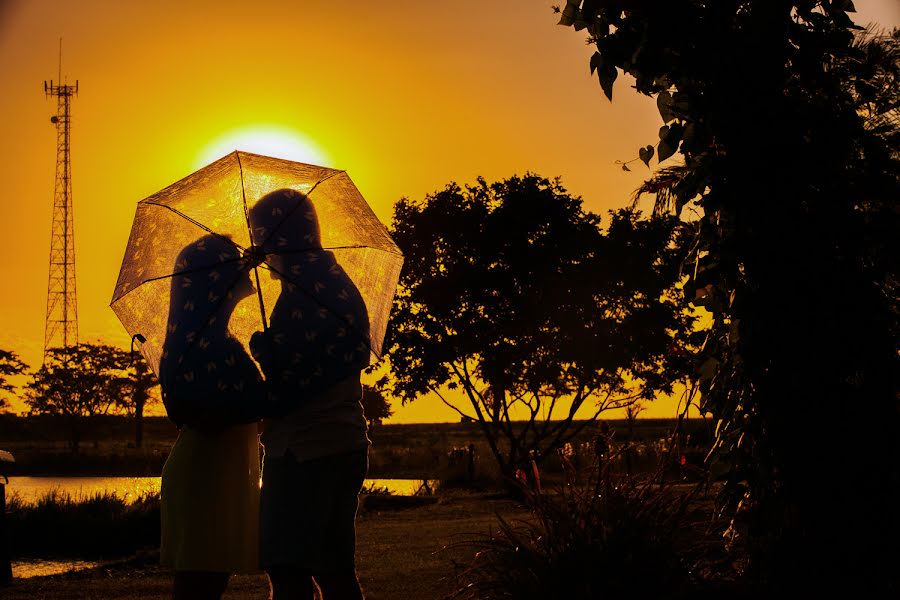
[5,489,160,559]
[450,455,700,600]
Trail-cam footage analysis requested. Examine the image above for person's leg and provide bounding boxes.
[266,566,316,600]
[173,571,229,600]
[262,450,367,599]
[314,573,363,600]
[315,450,368,599]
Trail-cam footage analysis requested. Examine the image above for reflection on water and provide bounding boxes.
[365,478,437,496]
[6,477,161,504]
[11,559,102,579]
[6,476,439,505]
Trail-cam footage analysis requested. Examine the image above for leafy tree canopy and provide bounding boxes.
[0,349,29,412]
[557,1,898,590]
[361,384,393,424]
[113,355,161,448]
[26,343,132,419]
[113,357,160,416]
[383,174,694,473]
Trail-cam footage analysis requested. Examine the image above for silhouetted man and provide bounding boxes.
[249,188,371,600]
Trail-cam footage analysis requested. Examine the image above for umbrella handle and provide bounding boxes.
[129,333,147,366]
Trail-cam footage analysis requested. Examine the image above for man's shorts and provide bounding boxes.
[259,449,368,574]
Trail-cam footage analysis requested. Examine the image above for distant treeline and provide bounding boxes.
[0,414,712,477]
[0,414,710,445]
[0,414,178,445]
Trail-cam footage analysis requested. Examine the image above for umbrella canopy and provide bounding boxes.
[110,151,403,396]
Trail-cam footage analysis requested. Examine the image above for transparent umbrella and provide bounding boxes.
[110,151,403,414]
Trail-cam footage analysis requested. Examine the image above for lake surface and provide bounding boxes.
[5,475,437,505]
[11,559,103,579]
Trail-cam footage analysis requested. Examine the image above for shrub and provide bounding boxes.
[6,489,160,559]
[451,455,697,599]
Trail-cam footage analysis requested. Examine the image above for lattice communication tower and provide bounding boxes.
[43,63,79,357]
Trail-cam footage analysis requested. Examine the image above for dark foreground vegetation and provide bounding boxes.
[5,459,751,600]
[554,3,899,594]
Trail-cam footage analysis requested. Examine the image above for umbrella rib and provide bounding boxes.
[257,170,343,251]
[142,258,249,285]
[319,244,403,257]
[142,201,249,252]
[236,152,269,332]
[269,244,404,257]
[110,257,248,305]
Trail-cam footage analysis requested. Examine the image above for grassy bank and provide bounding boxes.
[5,487,443,561]
[6,490,160,559]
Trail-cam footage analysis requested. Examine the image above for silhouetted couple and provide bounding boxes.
[158,189,371,600]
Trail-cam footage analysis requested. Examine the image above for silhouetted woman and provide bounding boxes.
[158,234,265,600]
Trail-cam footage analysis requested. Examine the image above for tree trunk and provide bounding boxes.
[70,428,80,455]
[489,382,505,424]
[625,415,634,477]
[0,483,10,586]
[134,398,145,449]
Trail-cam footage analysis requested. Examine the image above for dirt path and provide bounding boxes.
[2,493,526,600]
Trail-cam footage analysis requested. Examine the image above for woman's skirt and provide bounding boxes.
[160,423,260,573]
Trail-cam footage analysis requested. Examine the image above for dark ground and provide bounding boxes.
[2,492,528,600]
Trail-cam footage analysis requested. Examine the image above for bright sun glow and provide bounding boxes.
[196,126,331,168]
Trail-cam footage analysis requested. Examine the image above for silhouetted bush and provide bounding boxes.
[451,457,698,600]
[6,490,159,559]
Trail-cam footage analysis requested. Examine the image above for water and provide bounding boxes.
[5,475,437,505]
[6,476,162,504]
[11,559,103,579]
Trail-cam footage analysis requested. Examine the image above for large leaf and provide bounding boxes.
[597,63,617,101]
[657,123,683,162]
[657,91,676,123]
[590,51,602,75]
[557,0,581,26]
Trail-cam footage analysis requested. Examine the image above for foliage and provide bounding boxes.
[113,356,160,448]
[25,343,133,451]
[383,174,695,476]
[451,458,696,600]
[361,384,393,424]
[0,349,29,412]
[5,489,159,559]
[113,356,159,416]
[557,2,899,591]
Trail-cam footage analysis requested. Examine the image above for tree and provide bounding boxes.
[557,3,898,592]
[361,385,392,425]
[623,400,644,476]
[113,356,160,449]
[382,174,694,477]
[0,349,29,412]
[26,343,132,452]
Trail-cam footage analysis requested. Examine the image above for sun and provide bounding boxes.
[196,126,330,168]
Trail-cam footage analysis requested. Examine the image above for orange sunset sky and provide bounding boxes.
[1,1,897,421]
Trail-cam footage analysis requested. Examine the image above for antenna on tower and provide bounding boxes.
[43,42,79,359]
